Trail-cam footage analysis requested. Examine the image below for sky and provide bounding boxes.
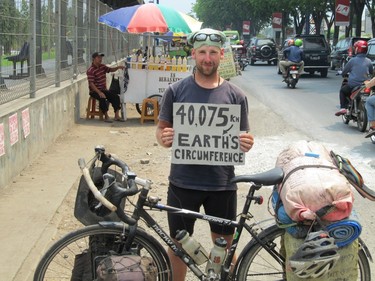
[155,0,196,14]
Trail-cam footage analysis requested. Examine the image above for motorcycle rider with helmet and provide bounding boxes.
[279,39,304,79]
[335,40,373,116]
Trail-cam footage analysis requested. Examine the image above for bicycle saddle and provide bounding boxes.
[230,167,284,186]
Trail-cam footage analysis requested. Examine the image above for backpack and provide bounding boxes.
[96,254,157,281]
[275,141,353,222]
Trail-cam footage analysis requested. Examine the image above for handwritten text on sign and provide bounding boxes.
[172,103,245,165]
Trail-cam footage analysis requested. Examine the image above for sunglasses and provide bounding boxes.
[193,33,223,43]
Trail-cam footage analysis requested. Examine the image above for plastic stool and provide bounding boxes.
[140,98,159,124]
[86,96,104,120]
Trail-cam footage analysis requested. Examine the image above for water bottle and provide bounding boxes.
[205,237,227,274]
[175,230,208,265]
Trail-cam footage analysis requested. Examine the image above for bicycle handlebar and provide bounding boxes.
[78,158,117,212]
[78,147,154,226]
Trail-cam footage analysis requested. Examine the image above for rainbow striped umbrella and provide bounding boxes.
[98,3,202,34]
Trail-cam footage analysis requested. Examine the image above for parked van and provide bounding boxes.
[223,30,240,45]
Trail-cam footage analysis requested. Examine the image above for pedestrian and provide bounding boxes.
[155,28,254,281]
[335,40,373,116]
[86,52,125,122]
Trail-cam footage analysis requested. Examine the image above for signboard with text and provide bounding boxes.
[243,21,250,35]
[272,12,282,31]
[172,103,245,165]
[335,0,350,26]
[9,113,18,146]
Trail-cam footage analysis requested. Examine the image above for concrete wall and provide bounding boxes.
[0,76,89,189]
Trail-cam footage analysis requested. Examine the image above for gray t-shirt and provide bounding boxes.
[159,75,250,191]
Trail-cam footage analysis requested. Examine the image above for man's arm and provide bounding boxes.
[109,66,125,72]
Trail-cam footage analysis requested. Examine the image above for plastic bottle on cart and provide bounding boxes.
[175,230,208,265]
[205,237,227,275]
[171,56,177,71]
[177,57,182,71]
[155,55,161,70]
[137,54,143,69]
[181,57,188,72]
[131,54,137,69]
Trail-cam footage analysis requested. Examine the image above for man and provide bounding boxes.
[335,40,373,116]
[86,52,125,122]
[279,39,304,78]
[155,28,254,281]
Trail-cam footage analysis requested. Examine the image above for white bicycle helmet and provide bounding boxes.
[288,230,340,279]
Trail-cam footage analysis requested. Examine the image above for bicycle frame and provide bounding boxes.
[129,182,285,280]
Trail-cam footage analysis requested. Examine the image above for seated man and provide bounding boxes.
[86,52,125,122]
[279,39,304,78]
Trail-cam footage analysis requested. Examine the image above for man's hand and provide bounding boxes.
[239,132,254,152]
[159,127,174,148]
[98,91,106,98]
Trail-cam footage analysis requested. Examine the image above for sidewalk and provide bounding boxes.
[0,105,160,281]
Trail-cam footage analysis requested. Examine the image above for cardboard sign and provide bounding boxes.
[172,103,245,165]
[218,45,237,80]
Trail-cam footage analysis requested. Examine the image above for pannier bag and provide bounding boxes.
[275,141,353,222]
[96,254,157,281]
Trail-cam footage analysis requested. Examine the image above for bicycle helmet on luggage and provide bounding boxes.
[288,230,340,279]
[295,39,303,47]
[354,40,368,54]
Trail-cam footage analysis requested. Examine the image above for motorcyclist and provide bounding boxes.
[335,40,373,116]
[279,39,304,79]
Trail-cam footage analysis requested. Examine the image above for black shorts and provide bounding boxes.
[167,183,237,238]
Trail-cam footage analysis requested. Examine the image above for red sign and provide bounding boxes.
[335,0,350,26]
[243,21,250,35]
[272,13,282,30]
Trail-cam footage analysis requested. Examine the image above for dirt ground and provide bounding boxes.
[3,76,375,280]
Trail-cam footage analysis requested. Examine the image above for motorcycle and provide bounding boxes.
[283,64,300,89]
[238,56,250,71]
[340,77,372,132]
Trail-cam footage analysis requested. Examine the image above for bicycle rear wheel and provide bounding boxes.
[236,225,371,280]
[34,223,171,281]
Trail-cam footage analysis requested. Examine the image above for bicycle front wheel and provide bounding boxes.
[236,225,371,281]
[34,223,171,281]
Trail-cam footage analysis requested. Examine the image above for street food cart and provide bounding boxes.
[118,57,193,119]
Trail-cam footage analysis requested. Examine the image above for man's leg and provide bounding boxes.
[103,90,122,120]
[298,61,304,75]
[335,85,351,116]
[166,185,202,281]
[365,96,375,137]
[89,92,110,120]
[279,61,287,77]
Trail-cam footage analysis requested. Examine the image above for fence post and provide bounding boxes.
[30,0,36,98]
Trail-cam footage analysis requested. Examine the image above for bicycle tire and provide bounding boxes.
[34,223,171,281]
[236,225,371,281]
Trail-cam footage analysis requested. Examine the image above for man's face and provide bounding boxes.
[192,45,224,76]
[93,55,103,64]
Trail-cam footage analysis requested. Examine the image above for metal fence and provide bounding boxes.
[0,0,140,105]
